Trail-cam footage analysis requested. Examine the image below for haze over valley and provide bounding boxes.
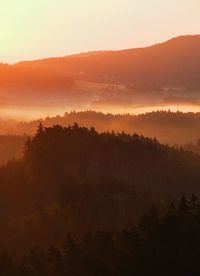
[1,35,200,119]
[1,1,200,274]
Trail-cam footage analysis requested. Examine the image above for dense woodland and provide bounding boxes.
[0,124,200,256]
[0,135,26,164]
[0,196,200,275]
[183,139,200,155]
[1,32,200,276]
[3,110,200,145]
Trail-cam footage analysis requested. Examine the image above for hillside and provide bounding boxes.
[0,63,74,112]
[0,135,26,164]
[3,110,200,145]
[15,35,200,88]
[0,35,200,116]
[1,125,200,252]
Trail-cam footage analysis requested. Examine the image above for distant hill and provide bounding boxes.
[15,35,200,88]
[1,35,200,114]
[4,110,200,168]
[0,63,74,107]
[3,110,200,145]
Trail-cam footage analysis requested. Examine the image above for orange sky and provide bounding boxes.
[0,0,199,63]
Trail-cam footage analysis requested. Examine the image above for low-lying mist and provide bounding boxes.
[1,110,200,145]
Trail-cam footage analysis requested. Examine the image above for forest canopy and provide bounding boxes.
[0,124,199,254]
[2,110,200,145]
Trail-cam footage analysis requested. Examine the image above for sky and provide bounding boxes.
[0,0,199,63]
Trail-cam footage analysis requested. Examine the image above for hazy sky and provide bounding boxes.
[0,0,199,63]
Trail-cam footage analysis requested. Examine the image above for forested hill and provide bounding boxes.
[4,110,200,167]
[10,110,200,145]
[24,123,200,199]
[16,35,200,88]
[1,125,200,252]
[0,35,200,113]
[0,135,26,164]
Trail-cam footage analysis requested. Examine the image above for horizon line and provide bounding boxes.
[2,33,199,66]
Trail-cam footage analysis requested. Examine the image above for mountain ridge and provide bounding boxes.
[12,34,200,87]
[0,35,200,115]
[13,34,200,65]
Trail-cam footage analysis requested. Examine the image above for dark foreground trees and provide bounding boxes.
[0,196,200,275]
[0,124,200,252]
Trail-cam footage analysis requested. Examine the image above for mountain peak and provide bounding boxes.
[160,34,200,47]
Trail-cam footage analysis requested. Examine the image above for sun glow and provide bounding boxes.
[0,104,200,121]
[0,0,200,63]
